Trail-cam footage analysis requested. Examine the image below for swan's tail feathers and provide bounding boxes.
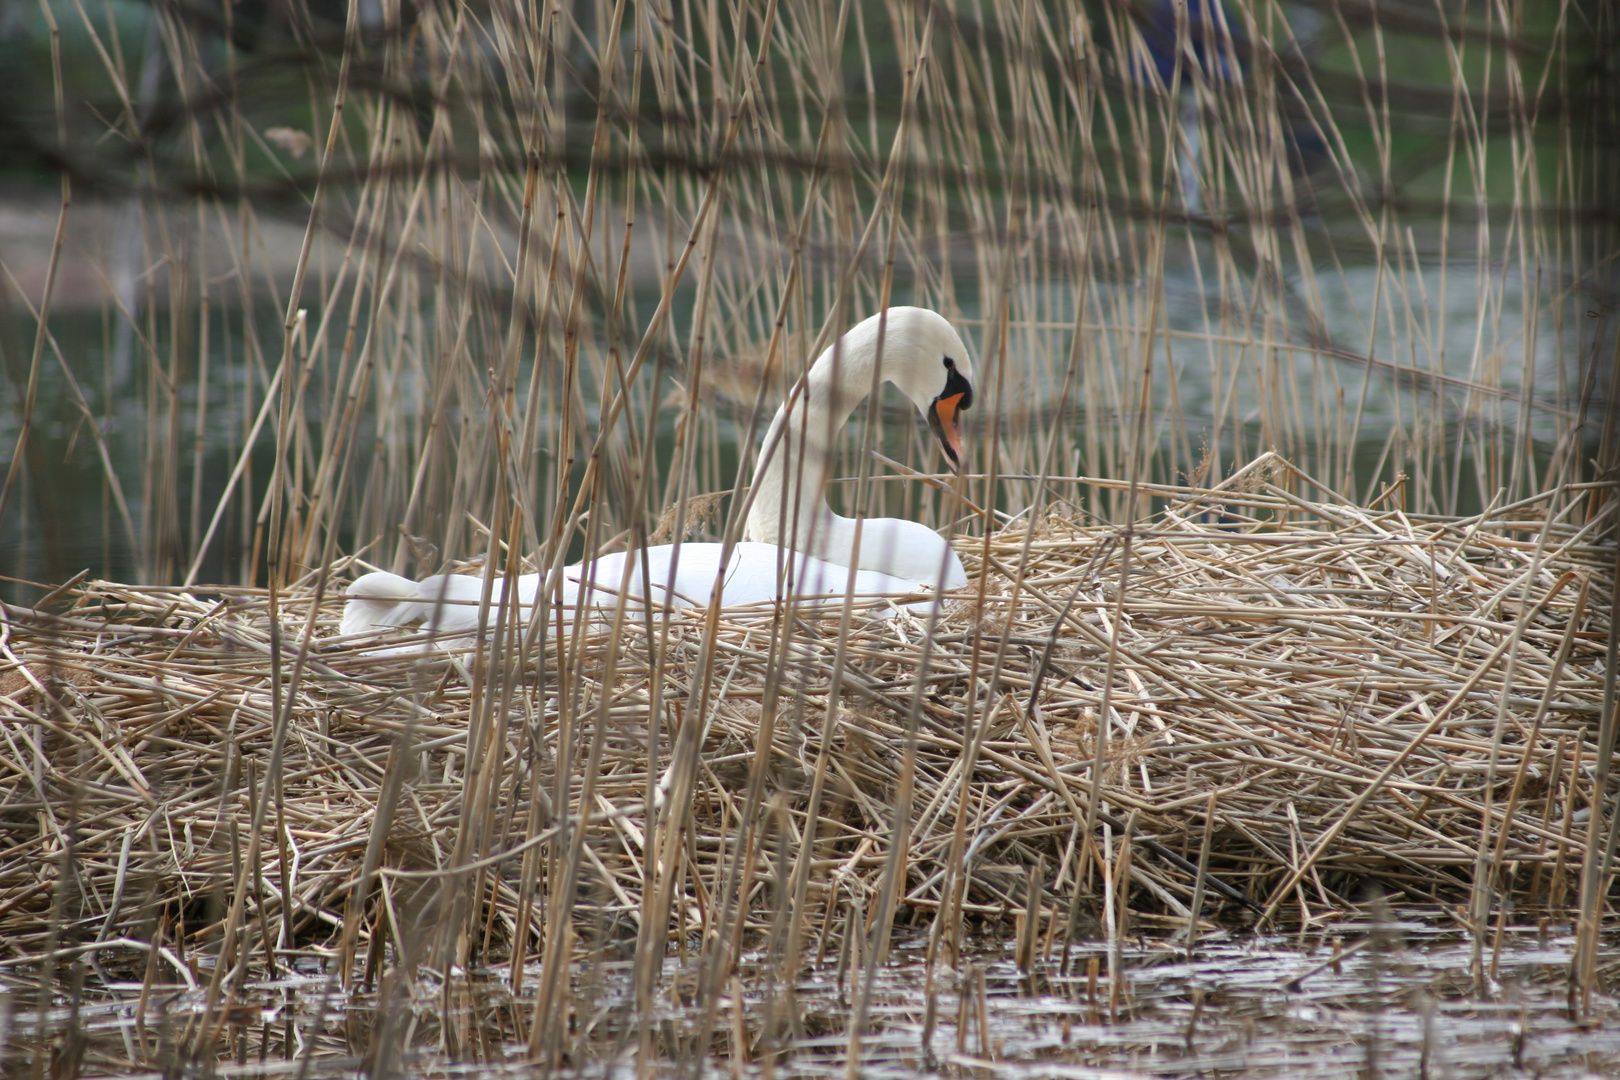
[342,572,429,637]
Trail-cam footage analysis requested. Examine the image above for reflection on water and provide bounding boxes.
[0,253,1599,603]
[12,911,1619,1078]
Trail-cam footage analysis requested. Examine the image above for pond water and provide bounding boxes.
[13,910,1620,1078]
[0,250,1598,604]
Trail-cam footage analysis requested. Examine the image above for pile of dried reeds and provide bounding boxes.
[1,458,1613,1041]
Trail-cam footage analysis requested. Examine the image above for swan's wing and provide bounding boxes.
[716,544,931,615]
[712,543,791,607]
[646,544,729,608]
[566,546,727,613]
[560,552,632,615]
[407,573,503,634]
[341,571,489,655]
[342,571,428,636]
[845,517,967,591]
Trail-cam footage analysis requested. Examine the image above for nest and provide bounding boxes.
[0,458,1612,996]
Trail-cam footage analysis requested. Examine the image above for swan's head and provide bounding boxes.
[857,307,975,471]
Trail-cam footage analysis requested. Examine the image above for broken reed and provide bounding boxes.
[0,458,1613,1065]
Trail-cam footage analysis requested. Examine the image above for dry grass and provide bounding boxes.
[1,0,1616,1070]
[1,454,1611,1069]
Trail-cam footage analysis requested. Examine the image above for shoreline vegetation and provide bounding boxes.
[0,0,1615,1072]
[2,455,1614,1071]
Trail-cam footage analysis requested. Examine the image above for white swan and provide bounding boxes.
[341,307,974,649]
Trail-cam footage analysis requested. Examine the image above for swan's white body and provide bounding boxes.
[342,544,936,648]
[343,307,974,651]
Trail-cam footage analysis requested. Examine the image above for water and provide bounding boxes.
[11,912,1619,1078]
[0,248,1601,603]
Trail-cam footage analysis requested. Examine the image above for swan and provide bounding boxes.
[341,307,974,650]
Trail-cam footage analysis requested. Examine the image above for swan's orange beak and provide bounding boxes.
[930,392,967,472]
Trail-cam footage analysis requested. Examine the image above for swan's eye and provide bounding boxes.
[940,360,972,412]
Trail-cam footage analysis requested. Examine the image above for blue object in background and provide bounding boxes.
[1126,0,1335,214]
[1139,0,1246,88]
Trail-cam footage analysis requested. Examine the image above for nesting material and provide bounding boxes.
[0,460,1611,978]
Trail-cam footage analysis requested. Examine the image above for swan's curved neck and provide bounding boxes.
[745,333,880,565]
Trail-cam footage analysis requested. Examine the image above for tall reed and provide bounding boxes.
[0,0,1614,1073]
[0,0,1609,594]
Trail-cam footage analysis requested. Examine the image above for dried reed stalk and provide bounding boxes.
[2,464,1609,1032]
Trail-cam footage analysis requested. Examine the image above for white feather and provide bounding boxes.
[341,308,973,654]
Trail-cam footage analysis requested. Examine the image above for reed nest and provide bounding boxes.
[0,458,1613,998]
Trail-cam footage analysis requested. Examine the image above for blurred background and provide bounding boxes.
[0,0,1614,599]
